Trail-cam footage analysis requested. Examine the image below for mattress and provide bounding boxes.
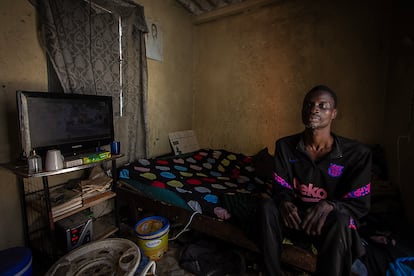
[118,149,264,223]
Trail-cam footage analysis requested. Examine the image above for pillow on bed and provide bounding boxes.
[252,147,274,181]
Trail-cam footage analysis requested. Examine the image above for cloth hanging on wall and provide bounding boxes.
[34,0,149,162]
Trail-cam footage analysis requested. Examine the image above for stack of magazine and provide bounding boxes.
[80,176,113,204]
[50,186,83,218]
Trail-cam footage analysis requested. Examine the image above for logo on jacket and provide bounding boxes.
[328,163,344,177]
[348,217,357,230]
[293,178,327,202]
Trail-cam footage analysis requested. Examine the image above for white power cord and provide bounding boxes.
[168,211,201,241]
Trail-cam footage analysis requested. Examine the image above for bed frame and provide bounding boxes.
[117,180,317,273]
[116,144,397,274]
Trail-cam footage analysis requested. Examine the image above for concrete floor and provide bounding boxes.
[119,222,262,276]
[149,241,196,276]
[39,223,303,275]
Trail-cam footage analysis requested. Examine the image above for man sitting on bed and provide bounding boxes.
[259,85,372,275]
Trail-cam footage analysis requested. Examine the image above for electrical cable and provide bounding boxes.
[168,210,201,241]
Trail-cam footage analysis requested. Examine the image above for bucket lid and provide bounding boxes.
[0,247,32,275]
[134,216,169,237]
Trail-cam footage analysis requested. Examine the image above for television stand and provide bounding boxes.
[2,154,123,268]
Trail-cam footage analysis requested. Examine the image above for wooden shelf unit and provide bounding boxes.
[2,154,122,264]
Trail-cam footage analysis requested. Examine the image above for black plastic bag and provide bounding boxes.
[179,239,246,276]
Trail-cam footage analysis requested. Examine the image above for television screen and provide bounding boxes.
[17,91,114,158]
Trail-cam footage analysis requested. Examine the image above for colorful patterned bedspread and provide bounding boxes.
[118,149,263,220]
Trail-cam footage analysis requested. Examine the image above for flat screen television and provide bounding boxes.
[17,91,114,158]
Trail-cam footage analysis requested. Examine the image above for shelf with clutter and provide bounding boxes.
[2,154,123,268]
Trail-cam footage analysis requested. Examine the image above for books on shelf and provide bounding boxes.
[52,198,83,218]
[50,186,82,218]
[35,175,113,219]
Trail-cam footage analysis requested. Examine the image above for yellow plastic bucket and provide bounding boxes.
[134,216,169,261]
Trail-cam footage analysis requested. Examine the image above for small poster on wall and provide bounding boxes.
[168,130,200,155]
[146,20,163,62]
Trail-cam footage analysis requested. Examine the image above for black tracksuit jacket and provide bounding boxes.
[272,132,372,222]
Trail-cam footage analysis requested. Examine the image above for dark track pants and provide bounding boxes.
[259,198,364,276]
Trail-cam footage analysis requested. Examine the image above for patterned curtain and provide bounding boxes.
[35,0,149,162]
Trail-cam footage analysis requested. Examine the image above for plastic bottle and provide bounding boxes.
[28,150,42,173]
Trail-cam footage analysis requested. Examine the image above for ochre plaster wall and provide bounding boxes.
[193,1,390,155]
[135,0,194,157]
[0,0,193,249]
[0,0,47,250]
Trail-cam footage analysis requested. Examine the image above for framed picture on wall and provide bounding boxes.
[145,20,163,61]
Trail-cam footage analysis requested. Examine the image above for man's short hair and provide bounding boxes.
[306,85,337,108]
